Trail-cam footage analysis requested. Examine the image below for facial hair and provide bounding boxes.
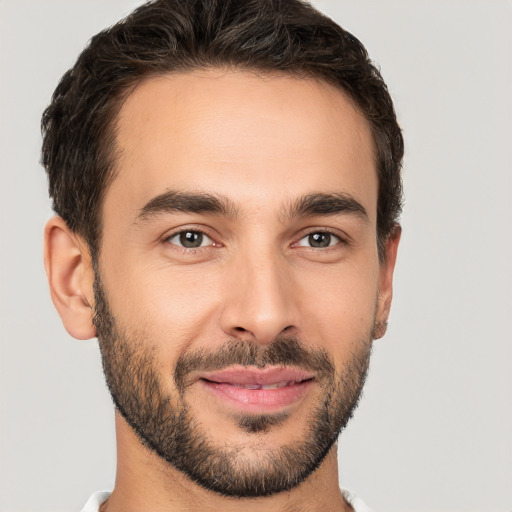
[92,273,374,498]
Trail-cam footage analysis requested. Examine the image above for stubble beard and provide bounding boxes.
[92,273,374,498]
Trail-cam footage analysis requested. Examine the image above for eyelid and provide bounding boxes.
[293,228,347,249]
[162,225,220,249]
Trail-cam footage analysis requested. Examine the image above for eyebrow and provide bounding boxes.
[283,193,369,223]
[135,190,239,223]
[134,190,368,225]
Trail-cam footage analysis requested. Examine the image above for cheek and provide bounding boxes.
[100,255,223,355]
[298,259,380,347]
[146,269,221,337]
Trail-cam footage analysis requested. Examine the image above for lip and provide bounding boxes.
[198,366,315,412]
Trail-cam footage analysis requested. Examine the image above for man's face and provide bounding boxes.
[93,70,396,496]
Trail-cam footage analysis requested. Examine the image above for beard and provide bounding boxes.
[92,273,374,498]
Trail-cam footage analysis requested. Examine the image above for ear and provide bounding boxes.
[44,216,96,340]
[374,225,401,339]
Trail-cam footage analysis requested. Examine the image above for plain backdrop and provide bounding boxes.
[1,1,511,511]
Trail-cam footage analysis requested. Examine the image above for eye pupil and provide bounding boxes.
[309,232,331,248]
[179,231,203,248]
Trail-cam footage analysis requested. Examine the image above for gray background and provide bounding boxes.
[1,1,511,510]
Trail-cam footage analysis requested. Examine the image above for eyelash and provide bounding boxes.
[295,231,343,249]
[163,227,346,252]
[163,228,220,251]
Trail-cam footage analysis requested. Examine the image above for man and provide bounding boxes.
[41,0,403,510]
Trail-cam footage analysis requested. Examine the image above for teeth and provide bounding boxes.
[234,381,292,390]
[261,380,291,389]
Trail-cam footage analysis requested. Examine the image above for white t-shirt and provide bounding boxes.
[81,489,375,511]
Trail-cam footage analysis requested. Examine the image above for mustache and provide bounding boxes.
[174,337,335,392]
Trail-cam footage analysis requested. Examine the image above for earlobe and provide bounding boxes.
[374,225,401,340]
[44,216,96,340]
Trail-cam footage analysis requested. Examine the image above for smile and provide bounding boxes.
[225,381,298,390]
[198,366,315,411]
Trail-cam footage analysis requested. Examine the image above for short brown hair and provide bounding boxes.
[41,0,403,261]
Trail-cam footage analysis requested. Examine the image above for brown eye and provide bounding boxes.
[167,230,212,248]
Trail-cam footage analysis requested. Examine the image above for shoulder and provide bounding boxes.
[341,488,376,512]
[81,491,111,512]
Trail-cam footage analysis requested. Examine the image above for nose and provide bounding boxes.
[220,250,298,345]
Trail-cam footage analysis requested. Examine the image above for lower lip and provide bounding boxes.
[200,379,314,413]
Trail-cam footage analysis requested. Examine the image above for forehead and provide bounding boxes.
[108,69,377,222]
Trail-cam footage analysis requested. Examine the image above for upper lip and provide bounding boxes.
[198,366,315,386]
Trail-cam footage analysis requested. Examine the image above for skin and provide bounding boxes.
[44,70,400,512]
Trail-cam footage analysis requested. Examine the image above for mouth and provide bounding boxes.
[198,366,315,412]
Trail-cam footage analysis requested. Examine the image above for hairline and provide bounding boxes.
[90,65,385,263]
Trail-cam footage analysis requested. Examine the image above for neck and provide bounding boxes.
[102,413,352,512]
